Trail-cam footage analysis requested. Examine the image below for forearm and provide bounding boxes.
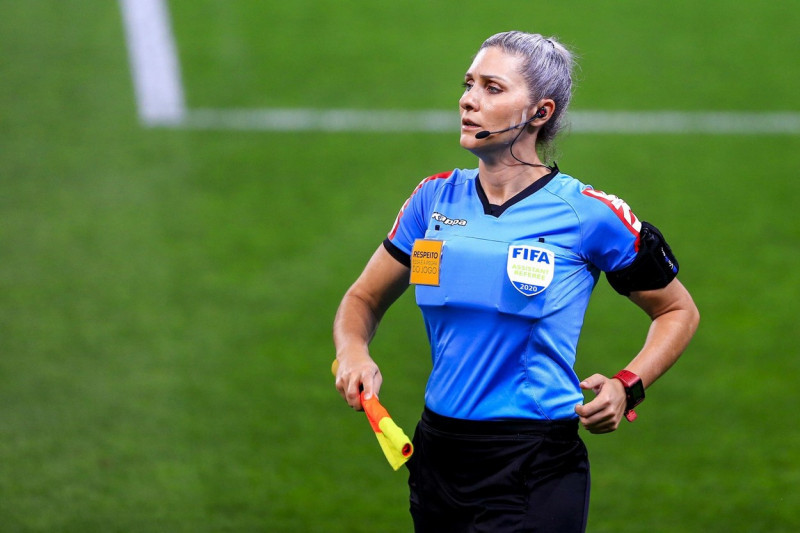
[332,245,410,408]
[576,279,699,433]
[626,279,700,388]
[332,289,388,409]
[627,307,699,388]
[333,290,381,363]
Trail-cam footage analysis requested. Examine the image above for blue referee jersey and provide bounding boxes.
[386,167,643,421]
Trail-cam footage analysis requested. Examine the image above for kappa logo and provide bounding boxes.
[507,245,555,296]
[431,212,467,227]
[582,188,642,236]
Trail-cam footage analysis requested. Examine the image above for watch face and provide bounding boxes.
[629,380,645,408]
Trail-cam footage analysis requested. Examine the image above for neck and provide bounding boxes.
[478,161,551,205]
[470,127,552,204]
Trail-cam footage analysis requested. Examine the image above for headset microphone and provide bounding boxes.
[474,108,547,139]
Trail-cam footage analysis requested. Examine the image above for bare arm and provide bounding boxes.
[333,245,410,410]
[575,278,700,433]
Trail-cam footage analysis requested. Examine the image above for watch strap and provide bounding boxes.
[613,369,640,388]
[613,370,644,422]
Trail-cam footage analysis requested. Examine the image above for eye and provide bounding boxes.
[487,84,502,94]
[462,80,473,91]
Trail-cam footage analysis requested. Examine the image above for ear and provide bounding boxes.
[531,99,556,125]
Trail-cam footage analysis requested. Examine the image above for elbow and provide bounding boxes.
[685,296,701,338]
[673,279,700,337]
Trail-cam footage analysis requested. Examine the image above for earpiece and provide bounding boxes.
[535,108,547,119]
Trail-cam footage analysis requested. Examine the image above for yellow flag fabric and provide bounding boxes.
[376,416,414,470]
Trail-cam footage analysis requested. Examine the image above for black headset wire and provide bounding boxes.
[508,116,553,171]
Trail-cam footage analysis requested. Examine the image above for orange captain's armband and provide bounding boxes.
[409,239,443,286]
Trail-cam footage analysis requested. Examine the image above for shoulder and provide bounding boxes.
[387,168,476,243]
[413,168,475,192]
[544,172,641,233]
[400,168,476,208]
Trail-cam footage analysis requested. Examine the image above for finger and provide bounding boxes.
[361,369,383,401]
[578,401,622,434]
[336,367,365,409]
[575,395,604,419]
[578,412,606,433]
[584,423,614,435]
[334,367,356,405]
[344,367,383,410]
[584,417,620,434]
[345,376,364,410]
[579,373,607,393]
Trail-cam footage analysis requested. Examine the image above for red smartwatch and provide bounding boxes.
[613,370,645,422]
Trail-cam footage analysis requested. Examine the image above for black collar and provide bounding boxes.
[475,164,559,217]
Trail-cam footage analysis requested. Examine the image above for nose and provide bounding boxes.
[459,88,477,112]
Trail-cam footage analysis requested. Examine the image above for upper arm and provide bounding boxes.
[629,278,699,324]
[344,244,411,320]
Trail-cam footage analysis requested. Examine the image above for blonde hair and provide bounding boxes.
[480,31,575,156]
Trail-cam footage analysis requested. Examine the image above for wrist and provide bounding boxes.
[613,370,645,422]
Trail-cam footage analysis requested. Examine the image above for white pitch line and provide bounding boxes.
[119,0,185,126]
[175,108,800,135]
[182,108,456,132]
[572,111,800,134]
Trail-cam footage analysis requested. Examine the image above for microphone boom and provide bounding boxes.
[473,114,537,139]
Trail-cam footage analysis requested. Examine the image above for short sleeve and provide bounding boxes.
[578,187,642,273]
[386,171,453,257]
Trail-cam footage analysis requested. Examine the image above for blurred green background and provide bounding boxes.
[1,1,798,531]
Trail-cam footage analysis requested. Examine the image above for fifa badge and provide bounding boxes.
[506,245,554,296]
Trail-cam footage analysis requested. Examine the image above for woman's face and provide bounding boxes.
[459,46,532,149]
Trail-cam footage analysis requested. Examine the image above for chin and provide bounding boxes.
[459,132,478,149]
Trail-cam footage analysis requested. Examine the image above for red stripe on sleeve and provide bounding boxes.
[388,170,453,240]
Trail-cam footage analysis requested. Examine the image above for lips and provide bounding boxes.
[461,117,481,129]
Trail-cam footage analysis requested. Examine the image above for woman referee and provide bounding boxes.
[333,30,699,532]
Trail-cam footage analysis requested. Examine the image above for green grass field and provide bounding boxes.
[2,1,799,531]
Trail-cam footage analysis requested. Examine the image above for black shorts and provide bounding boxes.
[407,407,590,533]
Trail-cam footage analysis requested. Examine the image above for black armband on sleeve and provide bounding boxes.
[606,222,679,296]
[383,238,411,268]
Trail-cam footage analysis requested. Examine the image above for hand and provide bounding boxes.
[333,354,382,411]
[574,374,627,434]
